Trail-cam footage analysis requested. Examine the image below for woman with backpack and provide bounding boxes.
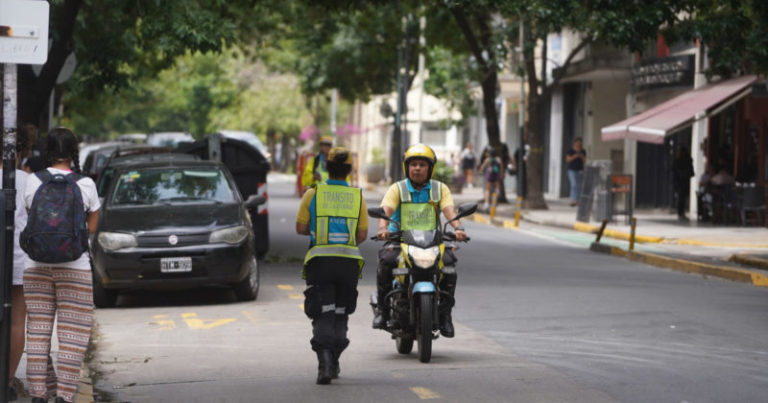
[21,128,100,403]
[478,148,502,212]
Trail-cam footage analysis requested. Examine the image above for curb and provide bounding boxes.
[729,253,768,271]
[574,222,664,243]
[590,242,768,288]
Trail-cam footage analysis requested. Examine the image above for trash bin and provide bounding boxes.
[182,134,271,258]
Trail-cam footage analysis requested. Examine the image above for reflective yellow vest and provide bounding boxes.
[397,179,442,231]
[304,184,364,265]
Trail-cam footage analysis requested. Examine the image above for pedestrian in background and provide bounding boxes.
[459,143,476,188]
[478,148,502,212]
[672,147,694,220]
[301,135,333,190]
[4,126,32,401]
[21,128,100,403]
[565,138,586,206]
[295,147,367,385]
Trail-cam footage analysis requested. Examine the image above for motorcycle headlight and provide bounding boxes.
[408,245,440,269]
[209,226,250,245]
[98,232,137,251]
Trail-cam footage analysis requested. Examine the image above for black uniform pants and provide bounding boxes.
[304,257,360,353]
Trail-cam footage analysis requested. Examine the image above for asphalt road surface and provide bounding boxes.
[91,175,768,403]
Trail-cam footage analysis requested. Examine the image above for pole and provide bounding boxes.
[514,196,522,227]
[629,217,637,251]
[517,19,527,199]
[330,88,337,137]
[391,44,404,182]
[1,62,18,402]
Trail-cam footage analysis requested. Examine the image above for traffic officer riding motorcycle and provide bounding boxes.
[295,147,368,384]
[372,144,470,342]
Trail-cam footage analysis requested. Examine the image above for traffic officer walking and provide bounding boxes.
[295,147,368,384]
[301,135,334,189]
[372,144,467,337]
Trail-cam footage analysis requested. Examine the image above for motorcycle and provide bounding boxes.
[368,202,476,363]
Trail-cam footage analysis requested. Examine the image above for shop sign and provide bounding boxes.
[631,55,694,91]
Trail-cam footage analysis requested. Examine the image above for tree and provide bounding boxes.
[19,0,252,129]
[668,0,768,77]
[493,0,692,209]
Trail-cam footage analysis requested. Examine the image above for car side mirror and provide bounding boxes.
[245,194,266,209]
[367,207,389,220]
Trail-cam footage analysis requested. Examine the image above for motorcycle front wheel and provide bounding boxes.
[396,336,414,354]
[417,293,433,363]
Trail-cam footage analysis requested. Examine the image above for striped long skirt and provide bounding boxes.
[23,267,94,402]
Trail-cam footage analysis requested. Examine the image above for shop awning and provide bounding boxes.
[601,75,757,144]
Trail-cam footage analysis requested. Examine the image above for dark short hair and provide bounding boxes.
[327,161,352,178]
[574,137,582,143]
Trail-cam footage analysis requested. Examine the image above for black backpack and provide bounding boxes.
[21,171,89,263]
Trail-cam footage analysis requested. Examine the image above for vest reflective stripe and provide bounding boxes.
[305,184,363,264]
[346,218,358,246]
[304,244,364,264]
[396,179,443,231]
[397,180,411,202]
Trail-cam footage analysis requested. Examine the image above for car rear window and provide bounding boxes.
[110,167,236,206]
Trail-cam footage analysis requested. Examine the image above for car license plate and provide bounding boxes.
[160,257,192,273]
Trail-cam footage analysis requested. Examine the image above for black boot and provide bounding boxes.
[439,312,455,338]
[316,350,334,385]
[372,289,389,329]
[331,350,340,379]
[372,307,387,329]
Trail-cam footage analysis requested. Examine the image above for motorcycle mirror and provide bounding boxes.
[367,207,389,220]
[455,203,478,219]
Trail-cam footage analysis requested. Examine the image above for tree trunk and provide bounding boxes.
[18,0,82,128]
[522,22,548,210]
[524,92,548,209]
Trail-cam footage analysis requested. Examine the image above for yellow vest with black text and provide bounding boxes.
[397,179,442,231]
[304,184,364,265]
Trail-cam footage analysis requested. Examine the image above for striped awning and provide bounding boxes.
[601,75,757,144]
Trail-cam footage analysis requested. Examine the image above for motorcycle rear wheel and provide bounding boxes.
[417,293,433,363]
[396,336,414,354]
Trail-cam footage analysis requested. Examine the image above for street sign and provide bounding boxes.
[0,0,50,64]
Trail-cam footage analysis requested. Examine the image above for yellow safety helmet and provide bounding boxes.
[403,143,437,179]
[328,147,353,166]
[319,135,334,146]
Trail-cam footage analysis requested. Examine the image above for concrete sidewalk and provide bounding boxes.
[366,182,768,288]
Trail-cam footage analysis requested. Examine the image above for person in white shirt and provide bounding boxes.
[4,128,31,400]
[22,128,100,403]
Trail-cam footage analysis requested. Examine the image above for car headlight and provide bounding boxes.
[209,226,250,245]
[98,232,137,251]
[408,245,440,269]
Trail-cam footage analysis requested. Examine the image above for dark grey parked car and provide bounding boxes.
[91,159,265,307]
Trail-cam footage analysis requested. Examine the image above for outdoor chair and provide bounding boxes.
[739,185,766,226]
[709,184,738,225]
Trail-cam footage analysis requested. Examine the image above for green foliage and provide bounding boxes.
[63,47,305,139]
[667,0,768,77]
[424,46,476,125]
[369,147,386,164]
[432,160,454,185]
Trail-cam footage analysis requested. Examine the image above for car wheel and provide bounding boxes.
[93,271,118,308]
[234,256,259,301]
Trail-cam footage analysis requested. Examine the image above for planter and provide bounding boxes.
[366,164,386,184]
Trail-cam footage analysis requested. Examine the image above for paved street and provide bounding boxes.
[89,176,768,402]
